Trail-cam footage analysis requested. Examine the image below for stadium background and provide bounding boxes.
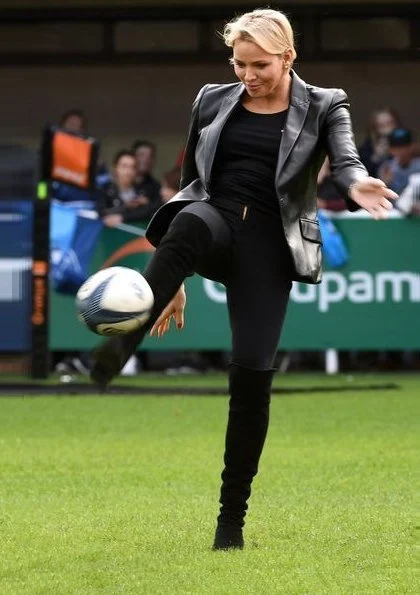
[1,0,419,177]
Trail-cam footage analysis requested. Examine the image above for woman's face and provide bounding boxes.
[114,155,136,187]
[135,146,155,175]
[232,39,290,99]
[374,112,398,137]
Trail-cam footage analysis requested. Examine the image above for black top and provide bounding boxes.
[209,103,287,217]
[97,181,161,224]
[357,137,390,178]
[135,173,161,205]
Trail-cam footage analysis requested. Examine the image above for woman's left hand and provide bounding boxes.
[349,177,398,219]
[149,284,186,338]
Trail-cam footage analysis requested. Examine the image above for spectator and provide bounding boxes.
[316,157,347,211]
[396,172,420,217]
[98,149,156,227]
[358,107,401,177]
[132,140,161,213]
[378,128,420,194]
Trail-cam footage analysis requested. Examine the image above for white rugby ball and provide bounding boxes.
[75,266,154,336]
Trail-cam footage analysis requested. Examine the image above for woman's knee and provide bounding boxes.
[165,210,212,247]
[165,203,232,282]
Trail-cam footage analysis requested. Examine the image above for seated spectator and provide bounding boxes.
[378,128,420,194]
[358,107,401,177]
[132,140,161,213]
[160,166,181,204]
[98,149,158,226]
[396,172,420,217]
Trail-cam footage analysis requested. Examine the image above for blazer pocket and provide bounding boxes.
[299,218,322,244]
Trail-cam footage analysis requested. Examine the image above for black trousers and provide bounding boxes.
[143,201,293,370]
[143,201,294,531]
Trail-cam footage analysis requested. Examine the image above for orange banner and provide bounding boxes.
[51,131,92,189]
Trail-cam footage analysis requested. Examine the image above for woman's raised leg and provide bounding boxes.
[90,203,232,389]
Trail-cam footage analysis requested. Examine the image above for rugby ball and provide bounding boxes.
[75,266,154,336]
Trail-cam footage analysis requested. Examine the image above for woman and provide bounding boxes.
[91,8,396,550]
[98,149,157,227]
[357,107,401,177]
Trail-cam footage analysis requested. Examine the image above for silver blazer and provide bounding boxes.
[146,71,367,283]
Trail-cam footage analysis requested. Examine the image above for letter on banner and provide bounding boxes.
[290,282,316,304]
[319,272,347,312]
[376,272,420,303]
[347,272,374,303]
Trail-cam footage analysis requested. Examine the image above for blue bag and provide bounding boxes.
[50,201,79,254]
[51,203,103,295]
[318,210,349,269]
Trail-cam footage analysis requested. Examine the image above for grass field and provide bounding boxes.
[0,374,418,594]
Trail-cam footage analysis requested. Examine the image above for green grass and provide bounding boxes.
[0,375,418,594]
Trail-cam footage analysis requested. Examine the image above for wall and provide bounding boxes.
[0,0,408,7]
[1,61,418,176]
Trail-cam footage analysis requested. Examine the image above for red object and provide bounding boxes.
[175,148,185,168]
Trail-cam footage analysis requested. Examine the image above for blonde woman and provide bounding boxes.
[91,8,397,550]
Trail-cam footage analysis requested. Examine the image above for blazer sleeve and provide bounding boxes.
[324,89,368,211]
[179,85,208,190]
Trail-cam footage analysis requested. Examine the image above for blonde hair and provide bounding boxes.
[223,8,297,63]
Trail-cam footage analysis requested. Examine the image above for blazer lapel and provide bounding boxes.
[203,84,244,187]
[275,71,310,183]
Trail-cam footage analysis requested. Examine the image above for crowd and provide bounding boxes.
[52,108,183,227]
[54,105,420,232]
[52,105,420,375]
[317,107,420,215]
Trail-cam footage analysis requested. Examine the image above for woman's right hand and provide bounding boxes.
[349,177,397,219]
[149,284,186,338]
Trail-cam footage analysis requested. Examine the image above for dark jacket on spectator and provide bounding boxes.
[357,137,390,178]
[97,181,160,223]
[135,174,161,205]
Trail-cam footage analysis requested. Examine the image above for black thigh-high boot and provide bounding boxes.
[90,210,218,390]
[90,204,232,389]
[213,364,275,550]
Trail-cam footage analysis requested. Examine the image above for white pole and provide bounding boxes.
[325,349,339,374]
